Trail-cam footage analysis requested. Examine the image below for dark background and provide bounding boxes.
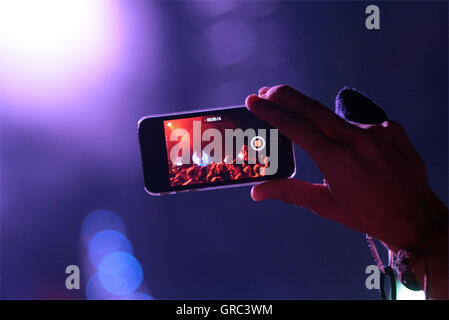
[1,1,447,299]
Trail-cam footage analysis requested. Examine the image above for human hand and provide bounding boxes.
[245,85,448,255]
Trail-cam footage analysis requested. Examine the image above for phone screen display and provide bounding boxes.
[138,106,295,195]
[163,111,276,187]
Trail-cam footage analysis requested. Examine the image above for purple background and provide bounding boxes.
[1,1,447,299]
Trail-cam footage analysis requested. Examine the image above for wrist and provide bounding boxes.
[389,189,448,298]
[395,228,448,299]
[408,190,448,250]
[414,230,448,299]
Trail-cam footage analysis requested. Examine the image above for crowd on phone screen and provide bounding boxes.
[169,145,269,186]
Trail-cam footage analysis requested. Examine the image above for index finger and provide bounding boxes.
[261,85,360,142]
[246,94,339,164]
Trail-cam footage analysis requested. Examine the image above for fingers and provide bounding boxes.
[251,178,333,213]
[258,87,270,96]
[259,85,360,142]
[386,121,415,153]
[246,94,339,163]
[386,121,426,174]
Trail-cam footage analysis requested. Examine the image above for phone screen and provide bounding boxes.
[139,106,295,195]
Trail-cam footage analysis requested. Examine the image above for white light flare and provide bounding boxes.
[192,152,201,166]
[0,0,125,107]
[396,281,425,300]
[175,157,183,166]
[201,151,209,166]
[192,151,210,166]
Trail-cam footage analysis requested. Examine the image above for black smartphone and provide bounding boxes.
[138,105,296,195]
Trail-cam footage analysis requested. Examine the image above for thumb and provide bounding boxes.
[251,178,332,212]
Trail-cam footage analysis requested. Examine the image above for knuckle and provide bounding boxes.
[350,129,385,158]
[382,120,402,134]
[364,123,387,140]
[386,120,407,138]
[385,120,402,130]
[311,186,334,210]
[352,129,377,147]
[280,182,297,203]
[266,84,292,101]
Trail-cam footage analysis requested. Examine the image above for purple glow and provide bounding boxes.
[203,19,257,67]
[81,210,127,245]
[0,0,127,108]
[98,252,143,296]
[86,273,122,300]
[88,230,133,267]
[190,1,240,17]
[120,292,153,300]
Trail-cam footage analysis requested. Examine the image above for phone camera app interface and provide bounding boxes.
[163,110,279,187]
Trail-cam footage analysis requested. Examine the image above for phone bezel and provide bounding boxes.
[138,105,296,195]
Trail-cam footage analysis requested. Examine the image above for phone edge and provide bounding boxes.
[137,104,246,129]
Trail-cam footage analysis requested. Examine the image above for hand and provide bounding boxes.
[245,85,448,297]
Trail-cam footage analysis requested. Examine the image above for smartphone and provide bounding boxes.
[138,105,296,195]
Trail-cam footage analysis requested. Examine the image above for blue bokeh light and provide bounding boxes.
[98,252,143,295]
[120,292,154,300]
[88,230,133,267]
[86,273,122,300]
[81,210,126,245]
